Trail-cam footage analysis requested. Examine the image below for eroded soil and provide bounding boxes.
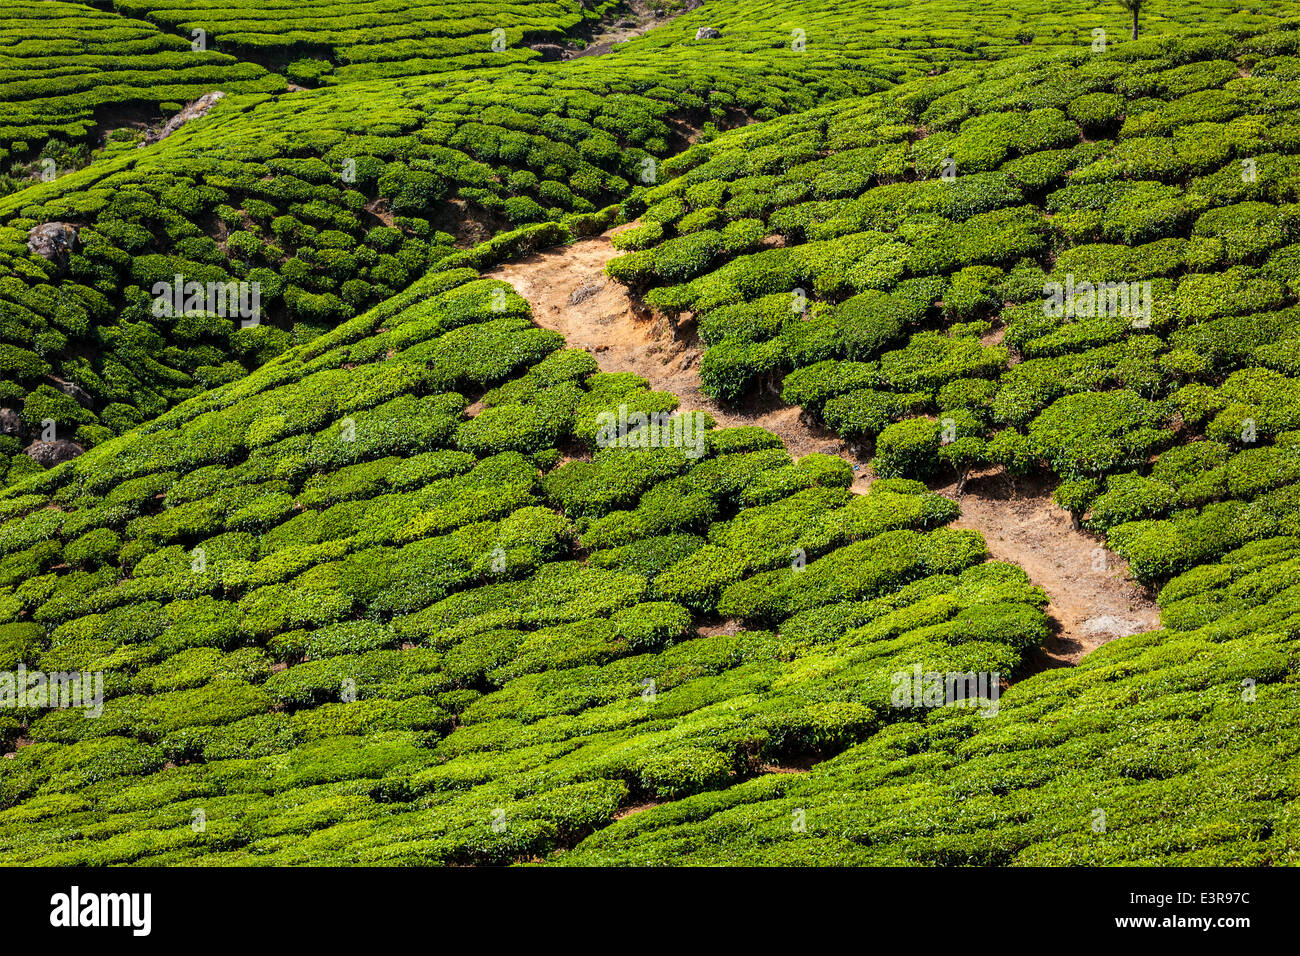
[484,229,1162,664]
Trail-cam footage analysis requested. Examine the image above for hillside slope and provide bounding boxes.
[7,1,1300,486]
[0,0,1297,868]
[610,31,1300,589]
[0,258,1055,864]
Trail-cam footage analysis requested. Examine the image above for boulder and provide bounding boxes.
[0,409,24,440]
[49,377,94,410]
[26,223,79,273]
[527,43,566,62]
[695,27,722,39]
[23,440,85,469]
[684,0,706,10]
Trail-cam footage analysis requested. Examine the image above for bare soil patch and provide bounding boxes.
[935,469,1160,667]
[363,196,395,228]
[431,198,504,248]
[760,753,819,774]
[696,618,743,637]
[485,232,1161,663]
[569,0,673,58]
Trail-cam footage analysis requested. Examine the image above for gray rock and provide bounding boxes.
[26,222,79,272]
[527,43,566,62]
[145,91,226,145]
[49,377,93,409]
[695,27,722,39]
[569,282,603,306]
[0,409,24,440]
[23,440,84,469]
[684,0,706,10]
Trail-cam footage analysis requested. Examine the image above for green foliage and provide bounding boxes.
[1027,390,1170,478]
[1,0,1298,871]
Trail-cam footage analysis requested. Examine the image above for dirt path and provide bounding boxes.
[569,0,682,59]
[485,231,874,491]
[935,470,1160,667]
[484,230,1161,664]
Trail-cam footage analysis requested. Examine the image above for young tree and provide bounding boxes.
[988,429,1036,498]
[1118,0,1144,40]
[1052,478,1101,531]
[940,436,988,496]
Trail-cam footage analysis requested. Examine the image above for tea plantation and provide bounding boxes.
[0,1,283,185]
[0,265,1053,864]
[106,0,616,82]
[0,0,1298,867]
[613,26,1300,592]
[3,0,1295,481]
[560,534,1300,865]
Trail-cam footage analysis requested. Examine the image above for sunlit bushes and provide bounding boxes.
[5,3,1300,868]
[1085,474,1176,531]
[822,388,928,442]
[699,339,784,402]
[2,40,811,474]
[1027,390,1171,478]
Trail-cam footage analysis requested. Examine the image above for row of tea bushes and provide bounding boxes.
[0,1,283,182]
[0,255,1048,864]
[608,29,1300,584]
[557,534,1300,865]
[12,0,1300,488]
[109,0,615,84]
[0,49,777,481]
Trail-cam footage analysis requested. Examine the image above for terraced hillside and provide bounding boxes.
[106,0,617,81]
[559,535,1300,865]
[0,263,1051,864]
[0,0,1298,869]
[486,231,1161,658]
[7,0,1300,486]
[1,250,1293,865]
[612,30,1300,587]
[1,38,873,483]
[0,0,282,187]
